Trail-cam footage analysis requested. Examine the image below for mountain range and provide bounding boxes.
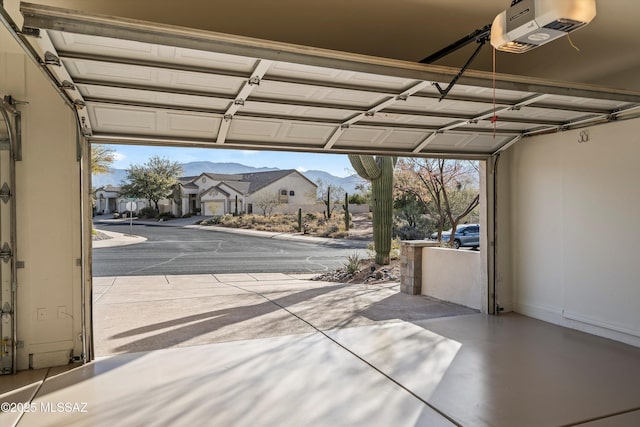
[92,161,366,195]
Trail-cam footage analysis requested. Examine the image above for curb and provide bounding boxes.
[92,228,148,248]
[184,225,371,248]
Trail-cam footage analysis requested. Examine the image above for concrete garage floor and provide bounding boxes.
[2,275,640,426]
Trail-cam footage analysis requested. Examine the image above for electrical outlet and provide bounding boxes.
[36,308,46,321]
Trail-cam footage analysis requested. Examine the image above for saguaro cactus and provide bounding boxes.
[348,155,396,265]
[343,192,350,231]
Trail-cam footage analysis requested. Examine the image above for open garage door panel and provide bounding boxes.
[18,3,640,159]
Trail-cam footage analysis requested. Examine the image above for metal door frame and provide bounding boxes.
[0,95,20,374]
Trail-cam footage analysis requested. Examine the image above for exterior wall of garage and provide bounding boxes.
[1,24,85,369]
[497,118,640,347]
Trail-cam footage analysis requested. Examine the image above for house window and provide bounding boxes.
[280,189,287,196]
[289,191,295,196]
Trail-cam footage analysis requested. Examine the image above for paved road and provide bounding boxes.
[93,223,368,276]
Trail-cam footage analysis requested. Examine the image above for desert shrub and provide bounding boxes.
[390,238,401,260]
[366,238,401,261]
[202,215,222,225]
[182,213,192,218]
[329,230,349,239]
[211,213,297,232]
[305,212,317,221]
[393,225,425,240]
[343,252,362,275]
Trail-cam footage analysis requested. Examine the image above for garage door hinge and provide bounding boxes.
[0,243,12,263]
[1,302,11,314]
[43,52,61,66]
[0,183,11,203]
[61,80,76,90]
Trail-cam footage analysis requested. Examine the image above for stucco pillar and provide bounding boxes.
[182,197,189,215]
[400,241,439,295]
[104,197,110,213]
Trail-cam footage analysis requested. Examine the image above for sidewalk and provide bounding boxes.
[93,215,370,248]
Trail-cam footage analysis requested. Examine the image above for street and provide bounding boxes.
[92,223,368,276]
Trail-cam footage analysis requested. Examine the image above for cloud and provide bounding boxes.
[112,151,126,161]
[296,166,307,173]
[241,150,258,156]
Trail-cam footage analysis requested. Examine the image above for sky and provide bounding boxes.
[109,144,355,177]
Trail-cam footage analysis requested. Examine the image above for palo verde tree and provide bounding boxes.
[348,155,395,265]
[91,144,115,175]
[395,158,479,243]
[90,145,116,211]
[120,156,182,212]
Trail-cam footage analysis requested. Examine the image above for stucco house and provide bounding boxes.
[94,185,121,214]
[94,185,153,215]
[172,169,317,216]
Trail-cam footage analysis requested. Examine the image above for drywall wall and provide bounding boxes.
[1,23,84,369]
[499,118,640,347]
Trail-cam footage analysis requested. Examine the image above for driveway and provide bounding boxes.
[93,273,476,355]
[92,223,368,276]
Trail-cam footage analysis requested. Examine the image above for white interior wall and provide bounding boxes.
[1,23,84,369]
[498,118,640,347]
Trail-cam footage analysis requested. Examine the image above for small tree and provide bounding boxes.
[120,156,182,212]
[395,159,479,244]
[315,179,344,219]
[253,191,280,216]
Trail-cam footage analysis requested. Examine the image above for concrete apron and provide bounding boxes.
[93,273,476,355]
[74,274,475,426]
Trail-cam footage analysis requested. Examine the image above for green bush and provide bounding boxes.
[139,207,157,219]
[348,193,369,205]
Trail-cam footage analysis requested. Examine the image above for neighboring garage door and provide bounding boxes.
[14,3,640,160]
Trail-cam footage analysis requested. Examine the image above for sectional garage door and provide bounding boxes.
[15,3,640,159]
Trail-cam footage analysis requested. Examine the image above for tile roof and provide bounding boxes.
[241,170,299,193]
[177,169,315,195]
